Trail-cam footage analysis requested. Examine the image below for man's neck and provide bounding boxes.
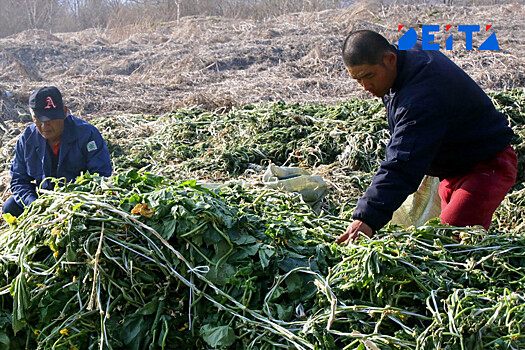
[47,138,61,148]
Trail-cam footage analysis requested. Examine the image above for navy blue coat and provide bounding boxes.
[352,42,514,231]
[10,114,112,207]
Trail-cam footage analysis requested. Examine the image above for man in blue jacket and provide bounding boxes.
[2,86,112,216]
[336,30,517,244]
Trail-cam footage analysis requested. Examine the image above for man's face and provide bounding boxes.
[31,110,66,143]
[346,53,397,98]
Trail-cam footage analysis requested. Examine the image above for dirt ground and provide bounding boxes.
[0,2,524,122]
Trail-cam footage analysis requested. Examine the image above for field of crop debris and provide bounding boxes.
[0,2,524,349]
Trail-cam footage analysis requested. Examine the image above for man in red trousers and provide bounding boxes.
[337,30,517,244]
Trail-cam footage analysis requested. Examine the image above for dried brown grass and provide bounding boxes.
[0,2,523,123]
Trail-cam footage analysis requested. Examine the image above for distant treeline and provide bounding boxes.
[0,0,514,38]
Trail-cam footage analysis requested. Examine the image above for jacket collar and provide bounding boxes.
[60,114,77,144]
[57,114,76,167]
[390,44,406,94]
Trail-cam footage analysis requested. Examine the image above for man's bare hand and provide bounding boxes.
[336,220,373,245]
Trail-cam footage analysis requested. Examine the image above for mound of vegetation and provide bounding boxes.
[1,171,524,349]
[0,88,523,349]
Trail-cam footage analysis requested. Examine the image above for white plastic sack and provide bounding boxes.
[390,175,442,228]
[262,164,328,212]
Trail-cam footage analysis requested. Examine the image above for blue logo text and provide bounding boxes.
[397,25,500,51]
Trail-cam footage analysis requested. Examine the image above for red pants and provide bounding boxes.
[439,145,517,230]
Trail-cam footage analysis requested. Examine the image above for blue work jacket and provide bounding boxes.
[352,42,514,231]
[10,114,112,207]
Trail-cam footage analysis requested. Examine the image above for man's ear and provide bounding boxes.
[63,106,68,118]
[383,52,397,70]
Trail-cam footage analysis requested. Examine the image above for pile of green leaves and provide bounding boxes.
[94,89,524,181]
[490,88,525,231]
[94,98,388,177]
[90,89,525,231]
[0,88,523,349]
[0,171,341,349]
[323,225,525,349]
[491,88,525,184]
[1,171,525,349]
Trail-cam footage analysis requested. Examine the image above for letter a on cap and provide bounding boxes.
[45,96,57,109]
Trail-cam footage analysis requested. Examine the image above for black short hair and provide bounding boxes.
[342,30,395,67]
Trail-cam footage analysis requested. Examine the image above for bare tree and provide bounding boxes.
[168,0,181,22]
[12,0,509,39]
[23,0,59,30]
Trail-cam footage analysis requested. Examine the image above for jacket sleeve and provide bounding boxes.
[85,127,112,177]
[352,104,447,231]
[10,135,38,207]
